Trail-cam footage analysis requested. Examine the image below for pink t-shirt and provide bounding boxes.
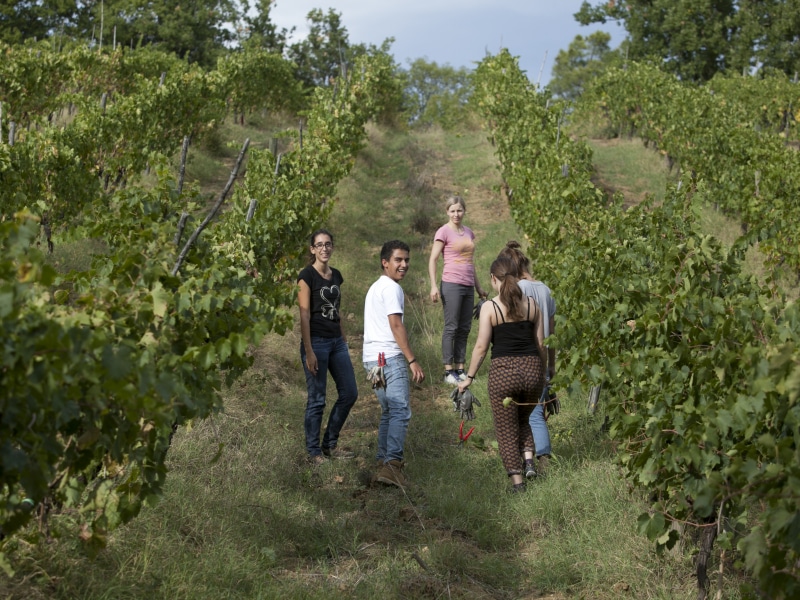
[435,224,476,286]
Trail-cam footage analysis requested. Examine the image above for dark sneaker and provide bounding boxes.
[524,460,538,479]
[443,371,459,385]
[322,447,355,459]
[509,482,527,494]
[376,460,407,488]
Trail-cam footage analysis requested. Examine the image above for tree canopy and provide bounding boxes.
[575,0,800,81]
[238,0,291,54]
[1,0,260,66]
[548,31,621,100]
[0,0,80,44]
[288,8,350,88]
[401,58,472,129]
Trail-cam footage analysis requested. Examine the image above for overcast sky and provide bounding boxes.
[270,1,623,85]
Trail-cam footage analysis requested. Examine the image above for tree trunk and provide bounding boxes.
[696,524,717,600]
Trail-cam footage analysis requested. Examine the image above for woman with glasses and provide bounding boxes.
[297,229,359,465]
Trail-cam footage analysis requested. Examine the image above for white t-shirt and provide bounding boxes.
[363,275,405,362]
[518,279,555,339]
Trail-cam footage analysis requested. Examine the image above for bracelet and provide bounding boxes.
[466,374,475,380]
[408,358,417,365]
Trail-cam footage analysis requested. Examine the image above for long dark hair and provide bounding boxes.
[490,254,525,321]
[497,240,530,279]
[307,229,334,265]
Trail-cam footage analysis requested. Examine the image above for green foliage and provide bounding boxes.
[2,0,242,66]
[288,8,351,89]
[579,61,800,274]
[548,32,622,100]
[0,40,75,126]
[0,42,307,227]
[0,0,78,45]
[217,47,303,122]
[1,49,227,226]
[350,40,405,126]
[735,0,800,76]
[708,67,800,138]
[238,0,291,54]
[85,0,238,67]
[401,58,473,128]
[473,48,800,596]
[0,43,395,569]
[575,0,800,81]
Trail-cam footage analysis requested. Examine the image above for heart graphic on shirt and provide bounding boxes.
[320,285,340,319]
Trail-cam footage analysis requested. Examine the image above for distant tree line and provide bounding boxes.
[0,0,474,128]
[0,0,365,87]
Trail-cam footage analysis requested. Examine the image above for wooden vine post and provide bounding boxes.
[174,135,192,247]
[172,138,250,276]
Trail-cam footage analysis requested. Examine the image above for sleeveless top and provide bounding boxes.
[490,299,539,358]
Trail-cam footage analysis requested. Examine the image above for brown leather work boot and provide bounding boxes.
[370,459,383,484]
[376,460,407,488]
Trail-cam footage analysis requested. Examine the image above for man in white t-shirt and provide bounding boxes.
[363,240,425,488]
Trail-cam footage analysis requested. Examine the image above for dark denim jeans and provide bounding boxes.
[301,336,358,457]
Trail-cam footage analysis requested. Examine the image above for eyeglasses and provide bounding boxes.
[313,242,333,250]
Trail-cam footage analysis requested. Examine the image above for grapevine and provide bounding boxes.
[0,43,400,571]
[579,62,800,274]
[473,50,800,597]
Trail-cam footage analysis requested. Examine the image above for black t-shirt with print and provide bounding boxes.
[298,265,344,338]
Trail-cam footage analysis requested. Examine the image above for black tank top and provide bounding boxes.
[490,299,539,358]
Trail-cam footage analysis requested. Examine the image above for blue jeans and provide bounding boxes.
[440,281,474,365]
[362,354,411,463]
[529,383,552,457]
[301,336,358,457]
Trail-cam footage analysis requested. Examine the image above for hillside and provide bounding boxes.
[2,124,744,600]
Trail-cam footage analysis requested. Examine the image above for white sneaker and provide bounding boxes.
[443,372,459,385]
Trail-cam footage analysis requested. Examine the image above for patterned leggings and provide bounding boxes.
[488,355,545,475]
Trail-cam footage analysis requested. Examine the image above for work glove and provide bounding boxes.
[472,299,485,320]
[544,385,560,417]
[449,387,461,412]
[457,389,481,421]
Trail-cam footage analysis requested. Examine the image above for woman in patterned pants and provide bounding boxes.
[457,255,545,493]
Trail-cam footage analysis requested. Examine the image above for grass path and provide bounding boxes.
[6,125,712,600]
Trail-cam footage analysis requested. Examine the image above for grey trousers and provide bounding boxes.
[440,281,474,365]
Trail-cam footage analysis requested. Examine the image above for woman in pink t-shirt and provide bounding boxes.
[428,196,488,384]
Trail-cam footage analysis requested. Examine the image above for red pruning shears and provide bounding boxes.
[459,420,475,448]
[367,352,387,389]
